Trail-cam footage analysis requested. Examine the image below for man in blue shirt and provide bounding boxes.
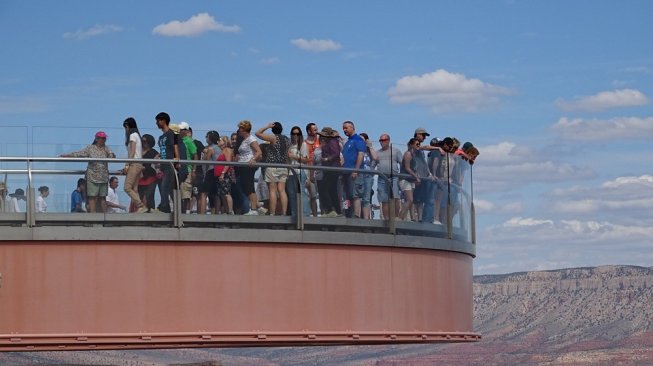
[71,178,86,212]
[341,120,366,218]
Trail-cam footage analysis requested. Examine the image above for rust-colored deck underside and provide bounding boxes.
[0,240,478,351]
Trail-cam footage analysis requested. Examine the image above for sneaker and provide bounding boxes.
[325,211,338,218]
[257,207,268,215]
[244,210,258,216]
[136,206,148,213]
[150,208,160,213]
[433,220,442,225]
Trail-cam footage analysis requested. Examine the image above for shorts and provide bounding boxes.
[343,173,364,200]
[180,174,193,200]
[377,176,399,202]
[398,179,414,192]
[236,166,257,196]
[86,181,108,197]
[200,171,217,194]
[216,174,233,196]
[264,167,289,183]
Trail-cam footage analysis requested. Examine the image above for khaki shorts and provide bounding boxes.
[398,179,414,191]
[264,167,288,183]
[180,175,193,199]
[87,181,108,197]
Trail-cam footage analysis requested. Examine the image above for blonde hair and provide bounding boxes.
[452,137,461,149]
[220,135,232,149]
[237,120,252,133]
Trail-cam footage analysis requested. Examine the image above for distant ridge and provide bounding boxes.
[3,265,653,365]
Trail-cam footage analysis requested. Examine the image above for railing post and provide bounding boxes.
[27,160,35,227]
[388,195,396,235]
[173,189,182,228]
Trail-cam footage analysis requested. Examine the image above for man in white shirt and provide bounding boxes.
[106,176,126,213]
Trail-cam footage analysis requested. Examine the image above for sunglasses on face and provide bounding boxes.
[379,138,389,142]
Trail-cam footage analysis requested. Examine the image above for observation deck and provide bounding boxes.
[0,136,478,351]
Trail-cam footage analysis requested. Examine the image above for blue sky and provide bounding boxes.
[1,1,652,274]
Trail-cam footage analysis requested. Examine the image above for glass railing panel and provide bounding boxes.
[0,135,475,244]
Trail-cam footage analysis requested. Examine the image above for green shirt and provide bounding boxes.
[182,135,197,173]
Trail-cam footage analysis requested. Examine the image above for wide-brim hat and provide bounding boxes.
[414,127,430,136]
[318,127,335,137]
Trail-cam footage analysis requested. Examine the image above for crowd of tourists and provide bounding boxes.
[2,112,479,223]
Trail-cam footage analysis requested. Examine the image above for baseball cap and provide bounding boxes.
[179,121,190,130]
[95,131,107,138]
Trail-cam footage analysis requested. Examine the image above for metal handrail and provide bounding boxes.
[0,156,474,243]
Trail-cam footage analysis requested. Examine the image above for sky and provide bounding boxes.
[0,1,652,274]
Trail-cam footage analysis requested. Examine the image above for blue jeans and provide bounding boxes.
[286,171,308,217]
[419,179,437,223]
[361,173,373,208]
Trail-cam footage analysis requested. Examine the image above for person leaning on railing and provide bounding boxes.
[60,131,115,213]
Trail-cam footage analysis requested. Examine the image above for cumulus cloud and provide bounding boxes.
[553,116,653,141]
[473,141,595,193]
[290,38,342,52]
[63,24,122,40]
[387,69,514,113]
[475,199,522,214]
[476,216,653,274]
[555,89,648,112]
[550,175,653,216]
[153,13,240,37]
[474,199,495,213]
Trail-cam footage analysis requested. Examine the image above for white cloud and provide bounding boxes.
[555,89,648,112]
[551,175,653,215]
[474,199,495,213]
[475,199,522,214]
[387,69,514,113]
[476,216,653,274]
[290,38,342,52]
[602,175,653,188]
[259,57,280,65]
[503,217,554,228]
[553,116,653,141]
[63,24,122,40]
[152,13,240,37]
[473,141,595,193]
